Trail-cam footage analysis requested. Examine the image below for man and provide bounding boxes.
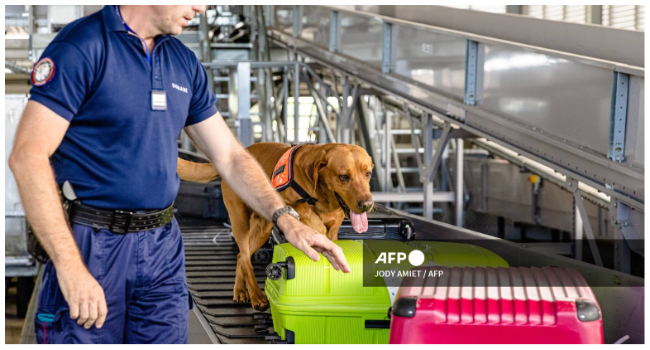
[9,5,349,344]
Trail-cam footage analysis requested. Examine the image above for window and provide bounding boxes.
[523,5,644,31]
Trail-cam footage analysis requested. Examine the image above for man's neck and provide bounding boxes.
[119,5,157,52]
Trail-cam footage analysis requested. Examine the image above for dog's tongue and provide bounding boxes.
[350,211,368,233]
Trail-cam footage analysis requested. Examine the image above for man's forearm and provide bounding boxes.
[9,151,84,268]
[217,147,285,221]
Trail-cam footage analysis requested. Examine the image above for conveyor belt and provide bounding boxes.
[180,223,277,344]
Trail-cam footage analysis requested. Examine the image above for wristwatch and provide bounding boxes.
[272,206,300,232]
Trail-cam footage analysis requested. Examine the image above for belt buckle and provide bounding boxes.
[110,210,134,234]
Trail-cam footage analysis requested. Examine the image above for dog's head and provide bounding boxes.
[307,144,374,233]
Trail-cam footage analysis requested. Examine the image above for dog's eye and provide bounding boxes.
[365,171,372,178]
[339,175,350,182]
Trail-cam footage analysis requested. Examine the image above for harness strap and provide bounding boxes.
[271,143,318,205]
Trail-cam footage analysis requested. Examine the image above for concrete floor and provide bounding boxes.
[5,282,26,344]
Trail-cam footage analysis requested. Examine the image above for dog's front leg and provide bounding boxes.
[322,211,345,241]
[293,203,327,235]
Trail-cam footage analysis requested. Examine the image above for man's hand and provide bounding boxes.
[277,215,351,273]
[56,261,108,329]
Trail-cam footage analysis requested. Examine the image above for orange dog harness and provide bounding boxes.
[271,144,318,205]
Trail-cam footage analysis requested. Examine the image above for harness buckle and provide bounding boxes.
[110,210,134,234]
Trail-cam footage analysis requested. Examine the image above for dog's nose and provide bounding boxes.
[358,200,374,212]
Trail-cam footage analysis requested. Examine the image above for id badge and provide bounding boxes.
[151,90,167,111]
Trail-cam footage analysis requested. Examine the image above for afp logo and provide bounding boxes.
[375,249,425,266]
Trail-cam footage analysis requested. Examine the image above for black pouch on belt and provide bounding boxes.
[27,181,77,264]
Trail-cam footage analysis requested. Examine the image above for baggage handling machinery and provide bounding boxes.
[176,206,642,344]
[185,6,644,344]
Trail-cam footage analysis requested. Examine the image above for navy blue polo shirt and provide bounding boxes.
[29,6,217,210]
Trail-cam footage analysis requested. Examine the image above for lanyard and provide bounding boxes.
[115,5,151,65]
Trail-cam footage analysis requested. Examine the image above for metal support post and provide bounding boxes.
[282,68,288,143]
[426,122,452,182]
[292,5,302,38]
[180,130,192,151]
[199,11,214,92]
[608,72,630,162]
[303,73,335,143]
[338,78,359,144]
[574,201,584,261]
[455,138,464,227]
[236,62,252,147]
[294,63,300,143]
[612,200,632,273]
[589,5,602,25]
[340,79,349,143]
[567,179,603,266]
[402,104,424,180]
[506,5,523,14]
[329,11,339,52]
[423,114,434,220]
[464,40,479,105]
[382,22,393,73]
[383,110,392,193]
[390,136,406,192]
[611,200,643,272]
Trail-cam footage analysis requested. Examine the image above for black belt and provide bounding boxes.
[69,201,174,234]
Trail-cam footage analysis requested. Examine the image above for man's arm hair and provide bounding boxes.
[8,101,84,269]
[184,113,285,221]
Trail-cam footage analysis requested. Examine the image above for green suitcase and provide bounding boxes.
[265,240,508,344]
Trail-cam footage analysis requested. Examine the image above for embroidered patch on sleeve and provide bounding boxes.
[31,58,55,86]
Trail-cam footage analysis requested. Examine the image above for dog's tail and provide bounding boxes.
[177,157,220,183]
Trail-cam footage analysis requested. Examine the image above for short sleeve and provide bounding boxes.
[29,41,94,122]
[185,57,218,127]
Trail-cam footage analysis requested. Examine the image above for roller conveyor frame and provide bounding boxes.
[182,204,643,344]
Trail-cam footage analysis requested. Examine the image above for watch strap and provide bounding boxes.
[272,206,300,225]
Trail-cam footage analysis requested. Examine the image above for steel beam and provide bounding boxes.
[382,22,393,73]
[426,122,452,182]
[282,68,288,143]
[423,114,434,219]
[292,5,302,38]
[329,10,339,52]
[567,179,603,267]
[383,109,392,193]
[303,73,335,142]
[608,72,630,162]
[389,136,406,192]
[371,191,455,203]
[464,40,479,106]
[574,201,584,261]
[234,62,253,147]
[294,62,300,143]
[455,138,464,227]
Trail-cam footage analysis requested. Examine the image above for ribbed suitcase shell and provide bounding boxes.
[266,241,508,344]
[390,267,604,344]
[265,241,392,344]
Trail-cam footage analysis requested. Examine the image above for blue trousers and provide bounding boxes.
[34,217,191,344]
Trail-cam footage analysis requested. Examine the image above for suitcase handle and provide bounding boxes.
[364,320,390,329]
[266,257,295,280]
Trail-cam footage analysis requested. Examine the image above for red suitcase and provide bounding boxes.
[390,267,604,344]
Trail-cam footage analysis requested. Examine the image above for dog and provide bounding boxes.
[177,142,374,310]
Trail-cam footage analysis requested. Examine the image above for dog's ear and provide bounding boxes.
[306,150,328,194]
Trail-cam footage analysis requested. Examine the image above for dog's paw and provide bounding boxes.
[250,290,269,311]
[233,287,250,303]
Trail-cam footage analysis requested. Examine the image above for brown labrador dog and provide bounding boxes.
[177,142,374,310]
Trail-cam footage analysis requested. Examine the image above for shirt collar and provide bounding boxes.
[102,5,126,32]
[102,6,170,43]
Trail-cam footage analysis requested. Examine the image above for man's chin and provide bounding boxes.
[169,27,183,36]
